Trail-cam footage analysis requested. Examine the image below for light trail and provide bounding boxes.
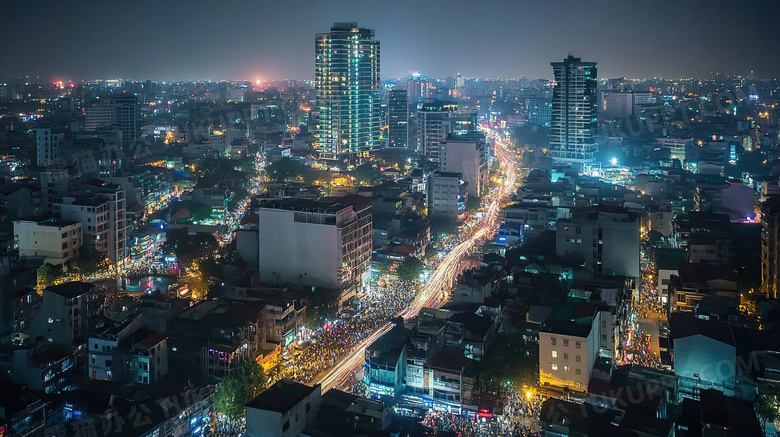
[318,125,517,392]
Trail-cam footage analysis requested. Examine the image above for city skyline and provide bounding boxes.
[2,0,780,82]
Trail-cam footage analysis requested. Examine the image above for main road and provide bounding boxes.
[317,125,518,392]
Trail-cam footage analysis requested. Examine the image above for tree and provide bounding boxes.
[397,257,424,281]
[354,163,382,186]
[213,359,267,421]
[163,229,218,269]
[266,158,305,182]
[466,195,481,215]
[189,202,213,221]
[71,246,107,277]
[755,386,780,435]
[37,263,62,287]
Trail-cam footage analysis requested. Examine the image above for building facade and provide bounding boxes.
[427,171,466,221]
[315,22,380,161]
[556,205,640,278]
[55,196,111,258]
[539,317,600,391]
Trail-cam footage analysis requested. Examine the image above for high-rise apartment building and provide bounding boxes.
[548,55,598,172]
[417,101,476,162]
[315,22,380,162]
[34,128,64,167]
[85,103,114,131]
[388,89,409,148]
[111,94,138,150]
[55,196,111,259]
[84,95,138,150]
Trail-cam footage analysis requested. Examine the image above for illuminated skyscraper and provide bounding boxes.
[388,89,408,148]
[315,22,380,162]
[548,55,598,172]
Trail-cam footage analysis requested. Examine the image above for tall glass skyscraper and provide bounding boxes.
[315,22,380,162]
[388,89,408,148]
[548,55,598,172]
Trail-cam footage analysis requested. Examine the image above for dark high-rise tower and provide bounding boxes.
[111,94,138,150]
[315,22,380,162]
[548,55,598,172]
[388,89,408,148]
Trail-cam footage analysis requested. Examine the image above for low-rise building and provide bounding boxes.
[668,312,737,400]
[14,216,82,266]
[539,303,601,391]
[256,196,372,304]
[427,171,466,221]
[246,379,322,437]
[30,282,96,353]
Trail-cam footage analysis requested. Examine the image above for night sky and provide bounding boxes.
[2,0,779,82]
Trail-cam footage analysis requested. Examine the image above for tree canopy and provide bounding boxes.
[213,359,267,420]
[354,163,382,186]
[397,257,424,281]
[755,386,780,434]
[266,158,305,182]
[163,228,218,269]
[37,262,62,287]
[71,246,107,277]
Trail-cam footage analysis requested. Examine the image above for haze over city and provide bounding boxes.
[3,0,780,81]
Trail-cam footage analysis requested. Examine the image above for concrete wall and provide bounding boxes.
[257,208,341,288]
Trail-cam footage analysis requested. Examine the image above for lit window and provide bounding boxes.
[552,351,557,358]
[551,364,558,371]
[564,366,569,373]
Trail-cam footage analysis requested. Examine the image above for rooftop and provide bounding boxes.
[45,281,95,299]
[258,198,350,214]
[246,378,319,414]
[430,347,472,373]
[366,326,411,367]
[677,262,738,286]
[669,311,735,346]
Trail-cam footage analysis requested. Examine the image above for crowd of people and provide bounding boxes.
[622,256,667,369]
[501,384,542,436]
[278,277,426,384]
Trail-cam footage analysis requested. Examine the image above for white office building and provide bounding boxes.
[427,171,467,221]
[439,133,488,197]
[256,197,372,302]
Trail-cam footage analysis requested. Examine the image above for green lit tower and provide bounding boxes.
[315,22,380,163]
[548,55,598,172]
